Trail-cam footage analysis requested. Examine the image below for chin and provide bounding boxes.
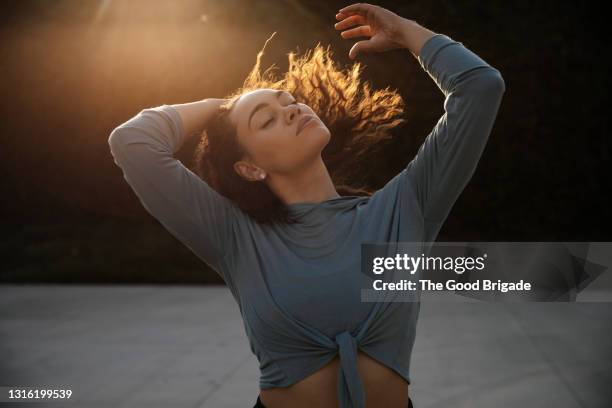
[307,126,331,146]
[297,128,330,162]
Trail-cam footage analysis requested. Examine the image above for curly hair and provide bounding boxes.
[194,32,407,225]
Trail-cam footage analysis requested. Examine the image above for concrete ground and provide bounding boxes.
[0,284,610,408]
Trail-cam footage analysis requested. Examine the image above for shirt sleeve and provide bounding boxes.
[371,34,506,239]
[108,104,239,278]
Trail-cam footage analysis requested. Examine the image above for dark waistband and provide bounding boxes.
[254,394,414,408]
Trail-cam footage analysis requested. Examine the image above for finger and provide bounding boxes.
[338,3,375,15]
[335,11,362,20]
[349,39,374,60]
[334,14,366,30]
[340,25,372,40]
[336,10,363,20]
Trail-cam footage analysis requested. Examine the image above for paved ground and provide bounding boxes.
[0,285,610,408]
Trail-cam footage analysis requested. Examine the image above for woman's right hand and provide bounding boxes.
[334,3,414,60]
[172,98,230,136]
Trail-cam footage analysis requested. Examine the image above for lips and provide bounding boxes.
[297,115,315,134]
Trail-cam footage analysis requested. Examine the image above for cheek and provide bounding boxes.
[263,139,302,170]
[245,132,292,169]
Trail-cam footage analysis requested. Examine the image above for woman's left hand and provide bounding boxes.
[334,3,414,60]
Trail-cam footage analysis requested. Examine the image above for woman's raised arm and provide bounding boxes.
[336,4,505,239]
[108,100,240,279]
[405,32,505,226]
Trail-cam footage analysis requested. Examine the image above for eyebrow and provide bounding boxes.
[248,90,285,131]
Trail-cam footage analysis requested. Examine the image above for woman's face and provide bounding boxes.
[228,88,330,179]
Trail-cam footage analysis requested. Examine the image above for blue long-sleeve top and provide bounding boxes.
[108,34,505,408]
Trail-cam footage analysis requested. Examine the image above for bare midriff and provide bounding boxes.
[259,350,409,408]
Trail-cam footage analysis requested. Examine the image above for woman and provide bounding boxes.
[108,3,505,408]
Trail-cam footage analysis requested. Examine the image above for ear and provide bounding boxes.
[233,160,266,181]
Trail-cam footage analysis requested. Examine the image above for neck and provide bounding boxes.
[267,156,339,206]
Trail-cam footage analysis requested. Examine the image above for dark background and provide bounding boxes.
[1,0,609,284]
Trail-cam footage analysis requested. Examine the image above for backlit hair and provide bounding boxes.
[194,32,406,225]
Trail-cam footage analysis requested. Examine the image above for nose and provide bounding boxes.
[287,104,301,123]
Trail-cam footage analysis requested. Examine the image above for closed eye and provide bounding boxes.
[262,101,299,128]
